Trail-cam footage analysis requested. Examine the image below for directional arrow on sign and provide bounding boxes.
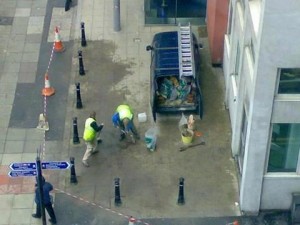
[9,162,36,171]
[10,161,71,171]
[41,161,71,170]
[8,170,37,177]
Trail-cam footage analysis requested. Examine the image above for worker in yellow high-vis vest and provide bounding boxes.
[82,111,104,167]
[114,104,139,141]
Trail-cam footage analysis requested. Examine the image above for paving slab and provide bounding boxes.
[14,8,31,17]
[4,140,24,153]
[1,153,23,165]
[5,52,23,62]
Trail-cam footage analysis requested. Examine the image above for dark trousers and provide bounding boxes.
[119,119,139,138]
[36,203,57,222]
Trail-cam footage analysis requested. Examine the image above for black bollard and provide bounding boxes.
[78,50,85,75]
[70,157,78,184]
[73,117,80,144]
[177,177,185,205]
[65,0,72,11]
[75,83,83,109]
[81,22,87,47]
[114,178,122,206]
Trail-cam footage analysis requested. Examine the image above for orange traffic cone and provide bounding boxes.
[42,73,55,96]
[128,216,136,225]
[227,220,239,225]
[54,26,65,52]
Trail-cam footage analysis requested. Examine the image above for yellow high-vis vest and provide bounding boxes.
[83,118,96,141]
[116,105,133,120]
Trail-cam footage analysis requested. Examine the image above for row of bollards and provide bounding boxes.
[69,159,185,207]
[74,22,86,110]
[112,177,185,206]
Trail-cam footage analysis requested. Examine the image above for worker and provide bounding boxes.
[113,104,139,141]
[82,111,104,167]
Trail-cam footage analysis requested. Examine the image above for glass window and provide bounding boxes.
[249,39,255,63]
[144,0,206,25]
[239,0,245,10]
[234,42,240,82]
[268,123,300,172]
[278,68,300,94]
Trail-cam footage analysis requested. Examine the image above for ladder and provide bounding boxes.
[178,24,195,78]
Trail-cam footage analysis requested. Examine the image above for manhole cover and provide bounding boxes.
[0,17,13,25]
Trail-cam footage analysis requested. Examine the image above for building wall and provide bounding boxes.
[206,0,229,65]
[258,0,300,210]
[224,0,300,213]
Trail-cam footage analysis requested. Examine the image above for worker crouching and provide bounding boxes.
[112,104,140,141]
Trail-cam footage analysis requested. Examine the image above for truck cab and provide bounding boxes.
[146,25,203,122]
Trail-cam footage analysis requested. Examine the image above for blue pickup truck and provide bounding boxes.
[146,26,203,122]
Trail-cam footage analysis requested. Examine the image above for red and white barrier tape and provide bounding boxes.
[42,42,56,160]
[55,188,152,225]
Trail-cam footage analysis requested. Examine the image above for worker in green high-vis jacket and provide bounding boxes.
[82,111,104,167]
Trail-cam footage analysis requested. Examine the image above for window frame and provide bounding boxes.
[277,68,300,95]
[267,123,300,173]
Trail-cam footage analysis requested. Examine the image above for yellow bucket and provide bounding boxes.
[181,130,194,144]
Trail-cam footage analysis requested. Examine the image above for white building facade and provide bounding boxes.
[223,0,300,214]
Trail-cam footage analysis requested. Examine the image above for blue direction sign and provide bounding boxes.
[10,161,71,171]
[9,162,36,171]
[41,161,71,170]
[8,170,37,177]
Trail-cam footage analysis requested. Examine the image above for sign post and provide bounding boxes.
[36,156,46,225]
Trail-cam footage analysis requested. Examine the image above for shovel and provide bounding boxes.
[179,141,205,152]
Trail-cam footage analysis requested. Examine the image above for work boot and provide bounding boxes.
[82,160,89,167]
[135,134,140,140]
[91,149,99,155]
[119,133,125,141]
[48,218,57,224]
[32,214,41,219]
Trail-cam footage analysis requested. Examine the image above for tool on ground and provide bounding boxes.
[121,129,136,144]
[179,141,205,152]
[54,26,65,52]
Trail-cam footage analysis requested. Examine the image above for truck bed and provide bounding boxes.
[156,76,197,109]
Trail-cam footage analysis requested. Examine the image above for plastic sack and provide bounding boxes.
[169,87,178,101]
[178,113,188,132]
[145,127,157,151]
[159,78,173,99]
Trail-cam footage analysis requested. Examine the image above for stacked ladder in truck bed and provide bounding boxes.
[178,24,195,78]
